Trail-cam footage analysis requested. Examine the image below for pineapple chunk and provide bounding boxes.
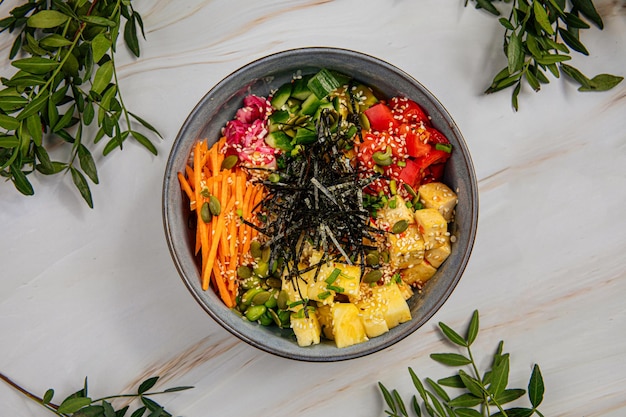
[413,208,448,250]
[331,303,368,348]
[319,263,361,297]
[425,237,451,268]
[378,194,415,226]
[281,263,313,310]
[316,304,334,340]
[418,182,457,222]
[402,261,437,285]
[397,281,414,300]
[291,309,321,347]
[388,224,425,269]
[356,296,390,338]
[372,283,412,329]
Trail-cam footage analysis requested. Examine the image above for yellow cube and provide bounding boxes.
[388,224,425,269]
[414,208,448,250]
[291,310,321,347]
[378,194,415,227]
[308,280,335,305]
[356,296,390,338]
[425,238,451,268]
[418,182,458,222]
[316,304,334,340]
[402,261,437,286]
[319,263,361,297]
[371,283,412,329]
[331,303,368,348]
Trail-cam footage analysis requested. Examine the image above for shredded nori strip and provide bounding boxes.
[247,108,384,287]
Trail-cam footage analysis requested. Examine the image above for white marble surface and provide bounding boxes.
[1,0,625,416]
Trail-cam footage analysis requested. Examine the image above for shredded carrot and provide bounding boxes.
[176,136,270,308]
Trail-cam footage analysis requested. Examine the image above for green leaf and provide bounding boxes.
[534,53,571,65]
[570,0,603,29]
[437,375,464,388]
[52,104,75,132]
[27,10,70,29]
[91,60,113,95]
[78,144,99,184]
[455,408,482,417]
[392,389,408,417]
[84,101,95,125]
[430,353,472,366]
[9,34,22,60]
[408,368,428,402]
[459,370,485,398]
[466,310,479,346]
[92,33,111,63]
[26,114,42,146]
[558,27,589,55]
[378,382,397,414]
[564,12,591,29]
[163,386,194,393]
[425,378,450,402]
[80,15,116,27]
[70,166,94,208]
[73,405,105,417]
[0,113,20,130]
[130,406,147,417]
[425,391,446,417]
[438,322,467,347]
[129,111,162,138]
[124,15,140,57]
[37,161,66,175]
[498,17,515,30]
[10,163,34,195]
[18,93,48,121]
[533,1,554,34]
[42,388,54,404]
[528,364,544,407]
[488,352,510,397]
[103,401,116,417]
[4,73,47,88]
[475,0,501,16]
[57,396,93,414]
[39,34,73,48]
[131,130,158,155]
[580,73,624,92]
[507,33,524,73]
[0,135,20,147]
[0,95,28,113]
[34,145,53,173]
[491,407,535,417]
[492,388,526,404]
[138,376,159,395]
[12,57,59,75]
[525,69,541,91]
[140,396,163,412]
[448,393,483,407]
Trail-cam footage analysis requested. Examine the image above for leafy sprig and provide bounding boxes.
[379,310,546,417]
[0,0,161,207]
[466,0,623,110]
[0,372,192,417]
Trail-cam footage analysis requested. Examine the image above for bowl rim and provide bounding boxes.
[162,46,479,361]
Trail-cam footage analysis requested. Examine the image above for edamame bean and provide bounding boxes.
[245,305,266,322]
[251,290,271,306]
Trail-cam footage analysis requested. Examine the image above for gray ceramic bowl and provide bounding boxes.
[163,47,478,361]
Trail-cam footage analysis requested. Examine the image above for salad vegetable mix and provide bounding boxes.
[178,69,459,348]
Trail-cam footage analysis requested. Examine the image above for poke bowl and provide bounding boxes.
[162,47,478,361]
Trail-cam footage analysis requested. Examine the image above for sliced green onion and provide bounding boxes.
[318,291,332,300]
[325,268,341,284]
[327,285,344,293]
[435,143,453,153]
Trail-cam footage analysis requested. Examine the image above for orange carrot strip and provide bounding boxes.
[177,172,194,204]
[185,165,194,186]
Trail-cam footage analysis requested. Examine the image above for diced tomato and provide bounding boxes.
[398,159,421,187]
[415,149,451,171]
[390,97,430,126]
[425,126,450,145]
[423,163,446,183]
[364,103,399,132]
[405,131,432,158]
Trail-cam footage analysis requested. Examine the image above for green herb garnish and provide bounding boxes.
[378,310,546,417]
[465,0,623,110]
[0,0,160,207]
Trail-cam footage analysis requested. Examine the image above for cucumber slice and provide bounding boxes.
[299,94,321,116]
[266,131,294,151]
[294,127,317,145]
[271,83,292,109]
[291,77,312,100]
[308,69,341,99]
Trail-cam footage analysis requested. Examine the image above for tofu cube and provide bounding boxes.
[418,182,458,222]
[378,195,415,227]
[425,237,451,268]
[414,208,448,250]
[402,261,438,286]
[388,224,424,269]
